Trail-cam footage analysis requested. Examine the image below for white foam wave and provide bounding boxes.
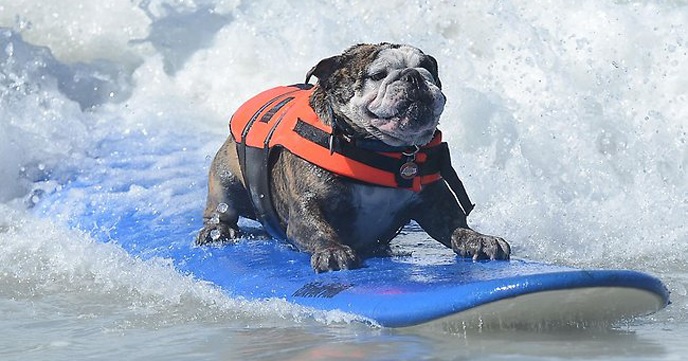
[0,205,366,328]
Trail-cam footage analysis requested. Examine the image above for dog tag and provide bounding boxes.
[399,161,419,180]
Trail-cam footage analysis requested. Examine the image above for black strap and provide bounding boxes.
[435,142,475,216]
[236,143,289,241]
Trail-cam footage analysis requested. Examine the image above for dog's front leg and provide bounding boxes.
[285,203,360,272]
[413,181,511,261]
[270,153,361,273]
[197,138,252,245]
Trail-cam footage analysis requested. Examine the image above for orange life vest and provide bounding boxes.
[229,84,473,240]
[230,84,444,191]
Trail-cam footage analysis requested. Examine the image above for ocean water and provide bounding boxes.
[1,0,687,360]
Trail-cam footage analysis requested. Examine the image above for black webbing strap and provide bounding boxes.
[434,142,475,216]
[235,143,289,241]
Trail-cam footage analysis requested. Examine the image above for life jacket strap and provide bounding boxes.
[435,142,475,216]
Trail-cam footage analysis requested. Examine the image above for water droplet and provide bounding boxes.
[216,202,229,214]
[4,42,13,57]
[210,229,221,240]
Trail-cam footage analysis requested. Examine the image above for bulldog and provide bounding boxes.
[197,43,510,272]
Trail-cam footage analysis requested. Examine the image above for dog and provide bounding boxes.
[197,43,510,272]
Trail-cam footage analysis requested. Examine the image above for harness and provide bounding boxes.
[230,84,474,240]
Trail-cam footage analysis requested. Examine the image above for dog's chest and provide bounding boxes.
[347,184,418,244]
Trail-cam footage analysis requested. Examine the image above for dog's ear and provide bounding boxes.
[305,55,342,85]
[421,55,442,89]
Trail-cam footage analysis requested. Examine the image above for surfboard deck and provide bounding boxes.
[32,132,669,328]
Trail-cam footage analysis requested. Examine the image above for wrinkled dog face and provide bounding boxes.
[339,44,446,147]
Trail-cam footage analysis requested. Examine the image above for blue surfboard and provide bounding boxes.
[33,131,669,328]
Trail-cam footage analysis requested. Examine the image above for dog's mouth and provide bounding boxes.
[368,113,438,146]
[366,91,445,146]
[371,123,437,146]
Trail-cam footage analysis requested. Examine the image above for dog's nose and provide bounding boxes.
[400,68,424,87]
[400,68,431,102]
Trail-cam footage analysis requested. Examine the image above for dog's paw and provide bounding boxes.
[310,245,360,273]
[451,228,511,261]
[195,223,239,246]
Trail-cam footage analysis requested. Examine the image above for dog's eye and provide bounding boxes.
[369,71,387,81]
